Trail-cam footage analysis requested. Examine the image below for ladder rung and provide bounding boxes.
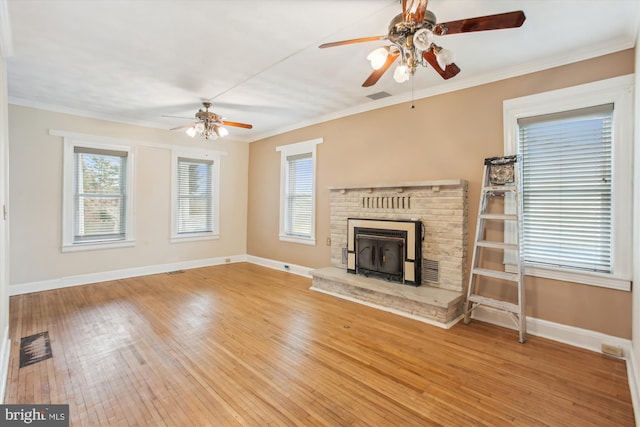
[482,186,517,193]
[472,268,520,282]
[476,240,518,250]
[468,294,520,313]
[479,213,518,221]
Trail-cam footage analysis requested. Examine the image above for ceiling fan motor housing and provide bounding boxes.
[196,109,222,124]
[388,10,437,43]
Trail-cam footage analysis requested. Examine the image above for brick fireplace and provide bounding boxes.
[310,180,468,327]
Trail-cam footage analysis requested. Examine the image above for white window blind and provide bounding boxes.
[285,153,313,238]
[177,157,213,234]
[73,146,128,242]
[518,103,613,273]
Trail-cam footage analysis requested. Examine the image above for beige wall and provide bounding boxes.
[248,49,634,338]
[8,106,249,286]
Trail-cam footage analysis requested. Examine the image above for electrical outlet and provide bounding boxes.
[225,258,231,263]
[601,343,623,358]
[326,237,331,246]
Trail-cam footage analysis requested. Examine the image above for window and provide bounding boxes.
[503,75,632,290]
[63,139,134,251]
[277,138,323,245]
[171,148,221,242]
[520,104,613,273]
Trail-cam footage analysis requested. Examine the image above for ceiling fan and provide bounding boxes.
[169,101,253,140]
[319,0,526,86]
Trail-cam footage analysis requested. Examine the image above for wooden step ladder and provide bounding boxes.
[464,155,526,343]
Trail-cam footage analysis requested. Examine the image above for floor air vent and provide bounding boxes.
[20,331,52,368]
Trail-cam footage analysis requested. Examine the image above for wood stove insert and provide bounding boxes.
[347,218,422,286]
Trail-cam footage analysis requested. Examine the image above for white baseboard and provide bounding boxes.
[8,255,248,296]
[0,325,10,403]
[245,255,313,278]
[471,305,632,357]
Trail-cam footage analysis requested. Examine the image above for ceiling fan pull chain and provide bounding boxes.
[411,75,415,109]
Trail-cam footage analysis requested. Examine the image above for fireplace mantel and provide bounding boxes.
[329,179,465,193]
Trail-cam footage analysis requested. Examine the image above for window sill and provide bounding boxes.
[170,233,220,243]
[505,263,631,291]
[279,234,316,246]
[62,239,135,253]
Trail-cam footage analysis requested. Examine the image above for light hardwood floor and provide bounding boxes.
[4,263,635,426]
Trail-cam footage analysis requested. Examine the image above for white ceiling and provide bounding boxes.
[4,0,639,143]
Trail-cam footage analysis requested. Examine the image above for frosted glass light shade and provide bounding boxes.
[393,64,410,83]
[436,48,455,69]
[186,127,197,138]
[413,28,433,51]
[367,47,389,70]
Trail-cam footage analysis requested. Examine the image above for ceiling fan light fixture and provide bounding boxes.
[413,28,433,51]
[171,101,252,140]
[393,64,410,83]
[367,47,389,70]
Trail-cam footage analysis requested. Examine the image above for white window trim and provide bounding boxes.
[503,74,634,291]
[62,138,135,252]
[276,138,323,246]
[170,147,222,243]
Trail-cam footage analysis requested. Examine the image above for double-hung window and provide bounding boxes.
[503,75,632,290]
[62,139,134,251]
[171,148,221,242]
[277,138,323,245]
[519,104,613,273]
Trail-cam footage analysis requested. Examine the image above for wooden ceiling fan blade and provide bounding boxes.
[170,123,195,131]
[362,51,399,87]
[222,120,253,129]
[319,35,387,49]
[163,115,194,119]
[422,50,460,80]
[403,0,429,23]
[436,11,525,35]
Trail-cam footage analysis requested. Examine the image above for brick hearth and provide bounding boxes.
[311,267,464,328]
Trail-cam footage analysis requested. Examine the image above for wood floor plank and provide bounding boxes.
[4,263,635,426]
